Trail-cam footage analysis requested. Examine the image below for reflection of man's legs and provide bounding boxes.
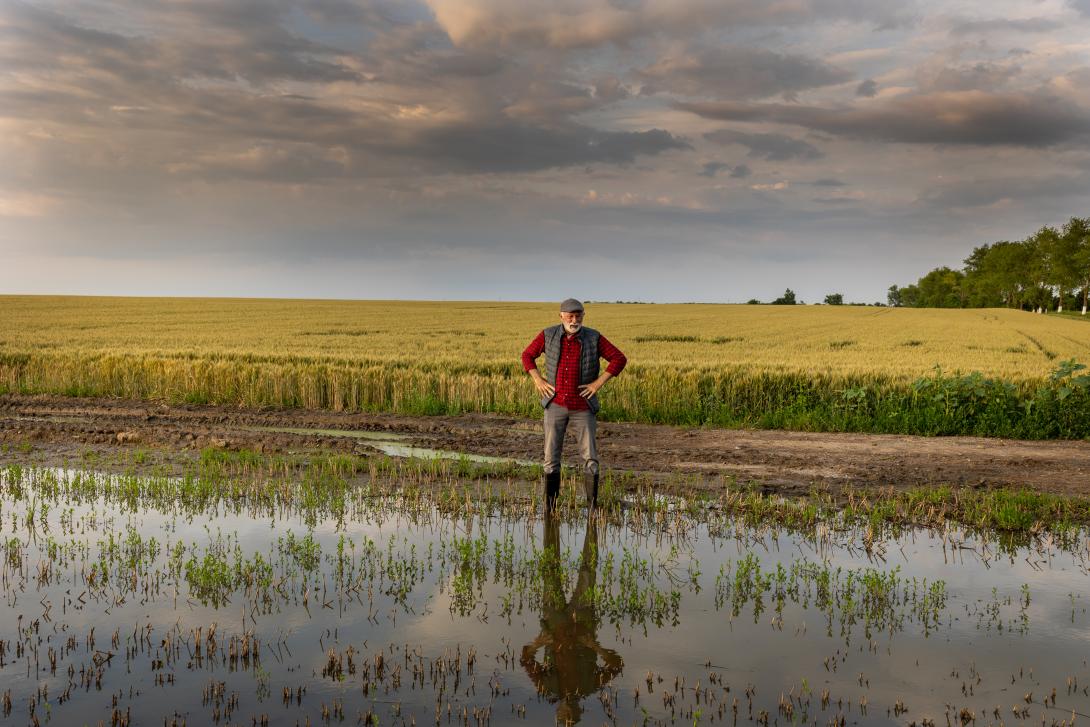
[543,406,570,510]
[575,518,622,691]
[568,410,599,507]
[573,518,598,603]
[543,513,561,566]
[520,514,566,712]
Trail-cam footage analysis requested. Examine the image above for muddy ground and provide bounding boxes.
[1,394,1089,496]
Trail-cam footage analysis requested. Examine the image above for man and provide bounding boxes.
[521,298,627,510]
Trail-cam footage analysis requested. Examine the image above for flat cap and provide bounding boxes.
[559,298,584,312]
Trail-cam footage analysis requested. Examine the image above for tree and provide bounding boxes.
[1022,231,1053,311]
[899,284,920,307]
[914,267,966,307]
[962,243,1006,307]
[1062,217,1090,313]
[962,241,1036,308]
[1035,224,1081,311]
[887,285,903,307]
[824,293,844,305]
[771,289,796,305]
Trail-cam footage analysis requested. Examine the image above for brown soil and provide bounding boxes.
[2,394,1089,496]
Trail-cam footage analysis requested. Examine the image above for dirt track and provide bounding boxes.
[2,394,1089,495]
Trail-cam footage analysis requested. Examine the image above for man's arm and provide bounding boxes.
[522,331,555,398]
[579,335,626,399]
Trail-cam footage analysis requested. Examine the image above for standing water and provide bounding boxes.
[1,465,1088,726]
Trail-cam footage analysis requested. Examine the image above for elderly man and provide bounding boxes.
[521,298,627,510]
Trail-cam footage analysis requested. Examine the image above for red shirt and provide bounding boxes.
[521,330,627,411]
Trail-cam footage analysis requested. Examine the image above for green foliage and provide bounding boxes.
[887,285,902,307]
[714,554,947,638]
[915,267,966,308]
[771,288,797,305]
[691,360,1090,439]
[892,215,1090,311]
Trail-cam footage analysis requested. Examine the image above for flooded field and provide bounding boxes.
[1,460,1089,727]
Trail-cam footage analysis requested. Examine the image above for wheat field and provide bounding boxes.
[1,296,1088,430]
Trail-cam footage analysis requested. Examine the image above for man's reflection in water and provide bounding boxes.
[520,515,623,725]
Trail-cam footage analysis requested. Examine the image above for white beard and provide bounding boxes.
[564,323,581,334]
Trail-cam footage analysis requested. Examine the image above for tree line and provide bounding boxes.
[888,217,1090,312]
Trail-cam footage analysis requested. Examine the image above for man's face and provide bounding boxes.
[559,310,584,334]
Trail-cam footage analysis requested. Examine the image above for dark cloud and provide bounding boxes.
[856,79,878,97]
[153,112,689,179]
[704,129,823,161]
[916,171,1090,209]
[162,109,691,177]
[678,91,1090,147]
[638,47,852,100]
[949,17,1062,35]
[696,161,751,178]
[811,178,846,186]
[462,135,677,183]
[502,81,605,122]
[0,0,362,108]
[1069,0,1090,18]
[593,77,629,102]
[699,161,731,177]
[398,124,690,173]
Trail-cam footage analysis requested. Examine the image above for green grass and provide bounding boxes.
[6,446,1090,541]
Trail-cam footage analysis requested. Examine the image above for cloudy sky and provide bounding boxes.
[2,0,1090,303]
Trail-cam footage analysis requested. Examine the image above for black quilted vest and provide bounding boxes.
[542,324,601,414]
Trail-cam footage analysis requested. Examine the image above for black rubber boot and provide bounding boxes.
[584,471,599,509]
[544,471,561,512]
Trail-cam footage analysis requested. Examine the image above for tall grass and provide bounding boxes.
[1,296,1088,437]
[1,351,1088,437]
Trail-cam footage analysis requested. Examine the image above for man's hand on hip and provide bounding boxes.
[530,370,555,397]
[579,373,612,399]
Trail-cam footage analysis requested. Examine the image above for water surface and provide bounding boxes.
[1,465,1087,726]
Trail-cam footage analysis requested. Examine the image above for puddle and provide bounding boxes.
[9,414,92,424]
[1,464,1089,726]
[247,425,536,465]
[248,425,411,440]
[362,441,537,466]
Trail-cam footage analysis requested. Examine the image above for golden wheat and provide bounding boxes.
[1,296,1087,421]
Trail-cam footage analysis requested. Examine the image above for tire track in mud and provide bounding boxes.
[2,394,1090,496]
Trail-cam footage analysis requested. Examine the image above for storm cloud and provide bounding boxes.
[637,47,853,100]
[676,91,1090,147]
[704,129,824,161]
[2,0,1090,303]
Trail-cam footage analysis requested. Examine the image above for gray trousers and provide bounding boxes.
[543,405,598,475]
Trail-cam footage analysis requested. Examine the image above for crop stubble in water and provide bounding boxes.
[1,465,1089,726]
